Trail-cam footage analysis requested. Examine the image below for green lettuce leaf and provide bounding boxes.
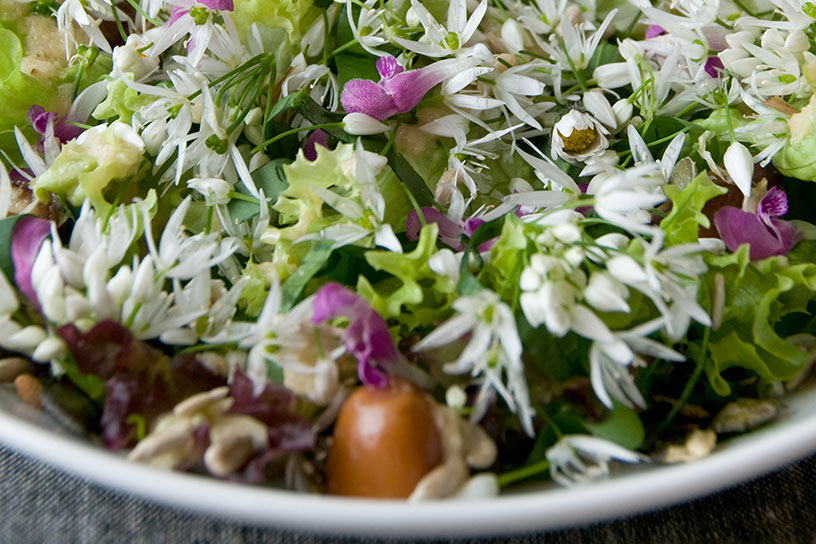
[704,246,816,395]
[274,143,412,240]
[31,123,144,214]
[356,223,458,330]
[661,171,726,245]
[231,0,319,45]
[92,75,155,123]
[0,27,50,134]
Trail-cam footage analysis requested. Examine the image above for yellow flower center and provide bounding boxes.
[559,127,597,154]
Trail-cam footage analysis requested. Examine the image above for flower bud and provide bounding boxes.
[343,113,390,135]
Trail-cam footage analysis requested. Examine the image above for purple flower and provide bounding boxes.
[714,187,798,260]
[170,0,233,25]
[303,129,330,161]
[28,106,83,146]
[406,207,494,251]
[11,216,51,306]
[311,283,401,388]
[645,25,667,39]
[341,55,462,121]
[704,57,725,78]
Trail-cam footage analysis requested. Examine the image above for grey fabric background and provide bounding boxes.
[1,443,814,544]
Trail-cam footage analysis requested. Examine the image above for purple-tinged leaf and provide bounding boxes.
[199,0,233,10]
[704,57,725,78]
[406,208,465,249]
[57,320,226,450]
[225,369,316,483]
[28,105,83,145]
[11,216,51,306]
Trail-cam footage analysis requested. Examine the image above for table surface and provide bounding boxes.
[1,444,814,544]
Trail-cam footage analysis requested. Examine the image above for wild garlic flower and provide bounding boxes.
[551,110,610,163]
[538,12,617,72]
[414,290,535,437]
[395,0,488,58]
[241,280,349,403]
[719,28,811,99]
[57,0,125,55]
[546,435,647,487]
[338,0,388,56]
[150,0,236,67]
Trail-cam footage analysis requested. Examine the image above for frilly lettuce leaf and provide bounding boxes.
[0,26,50,135]
[661,171,727,245]
[273,143,412,240]
[775,131,816,181]
[231,0,319,45]
[93,75,155,123]
[356,223,457,330]
[484,214,528,299]
[32,122,144,214]
[704,245,816,395]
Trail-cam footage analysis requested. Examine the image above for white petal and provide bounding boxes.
[723,141,753,199]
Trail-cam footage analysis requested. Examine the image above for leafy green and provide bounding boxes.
[229,158,290,222]
[704,246,816,395]
[92,76,154,123]
[661,171,726,245]
[230,0,320,45]
[31,123,144,214]
[280,240,334,311]
[274,143,411,240]
[584,401,645,450]
[0,27,50,135]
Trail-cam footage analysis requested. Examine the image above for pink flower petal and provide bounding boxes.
[704,56,724,78]
[340,79,399,121]
[406,208,464,249]
[376,55,404,79]
[714,206,798,260]
[303,129,330,161]
[199,0,233,10]
[381,67,447,114]
[311,283,399,387]
[11,216,51,306]
[645,25,667,39]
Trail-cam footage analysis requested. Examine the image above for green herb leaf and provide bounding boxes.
[280,240,334,311]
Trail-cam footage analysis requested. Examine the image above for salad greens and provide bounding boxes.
[1,0,816,497]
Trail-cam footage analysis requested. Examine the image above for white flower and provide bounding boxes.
[395,0,488,58]
[343,113,390,135]
[413,290,534,436]
[546,435,647,487]
[551,110,610,163]
[722,141,754,199]
[588,164,666,237]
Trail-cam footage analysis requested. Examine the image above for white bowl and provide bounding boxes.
[0,384,814,537]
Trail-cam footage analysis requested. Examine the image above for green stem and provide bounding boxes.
[124,0,162,25]
[400,181,426,226]
[228,191,261,203]
[496,460,550,487]
[381,119,402,156]
[111,3,128,44]
[330,39,359,59]
[252,122,345,152]
[656,326,711,435]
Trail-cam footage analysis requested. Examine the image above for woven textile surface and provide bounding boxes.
[1,444,815,544]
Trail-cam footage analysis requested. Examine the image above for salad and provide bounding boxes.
[1,0,816,501]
